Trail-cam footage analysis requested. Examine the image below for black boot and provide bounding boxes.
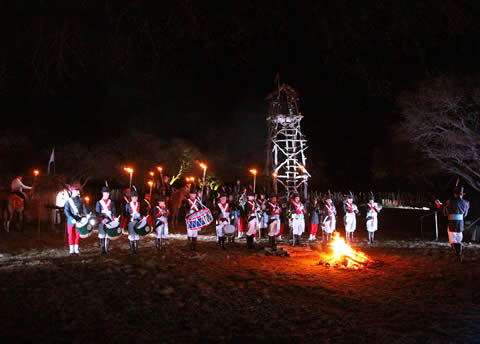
[129,240,135,254]
[100,238,106,255]
[453,243,463,262]
[269,236,273,247]
[134,240,138,254]
[247,235,253,249]
[191,237,197,251]
[272,237,277,251]
[220,237,226,250]
[161,238,166,250]
[155,238,160,249]
[297,235,301,246]
[292,235,297,246]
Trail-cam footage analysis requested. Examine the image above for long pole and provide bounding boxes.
[129,173,133,193]
[160,171,165,195]
[253,174,256,194]
[149,184,153,200]
[202,168,206,198]
[434,211,438,241]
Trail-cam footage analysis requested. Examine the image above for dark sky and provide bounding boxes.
[4,0,480,189]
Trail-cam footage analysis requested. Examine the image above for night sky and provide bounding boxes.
[4,1,480,190]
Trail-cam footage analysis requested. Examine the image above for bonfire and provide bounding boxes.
[318,232,371,269]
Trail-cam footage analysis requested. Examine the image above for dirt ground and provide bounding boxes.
[0,213,479,343]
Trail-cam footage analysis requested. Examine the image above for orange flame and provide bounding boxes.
[323,232,370,269]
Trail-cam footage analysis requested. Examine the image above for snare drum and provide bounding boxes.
[222,224,236,236]
[134,215,153,236]
[105,217,122,240]
[186,208,213,231]
[76,216,93,238]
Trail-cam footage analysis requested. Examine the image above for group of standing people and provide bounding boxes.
[61,176,470,263]
[62,178,386,255]
[181,181,384,251]
[65,183,171,255]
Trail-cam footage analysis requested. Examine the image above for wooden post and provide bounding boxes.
[37,200,41,235]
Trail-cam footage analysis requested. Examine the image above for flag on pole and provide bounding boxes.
[47,147,55,175]
[274,72,280,95]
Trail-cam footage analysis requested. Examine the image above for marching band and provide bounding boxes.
[61,180,389,255]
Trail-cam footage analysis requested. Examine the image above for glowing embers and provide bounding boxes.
[318,233,370,270]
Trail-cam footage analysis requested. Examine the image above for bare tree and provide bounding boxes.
[399,74,480,190]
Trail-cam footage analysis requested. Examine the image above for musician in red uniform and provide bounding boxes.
[290,192,306,246]
[184,186,203,251]
[214,191,232,249]
[126,189,146,254]
[243,189,260,249]
[266,193,282,249]
[96,185,117,254]
[154,195,170,250]
[64,186,87,255]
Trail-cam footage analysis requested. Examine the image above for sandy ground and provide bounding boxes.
[0,219,479,343]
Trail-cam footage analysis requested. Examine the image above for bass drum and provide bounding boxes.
[186,208,213,231]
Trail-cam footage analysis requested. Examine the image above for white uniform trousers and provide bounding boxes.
[292,215,305,235]
[247,216,258,236]
[268,215,280,237]
[366,216,378,232]
[216,219,230,238]
[155,217,168,239]
[128,221,140,241]
[322,216,336,234]
[344,213,356,232]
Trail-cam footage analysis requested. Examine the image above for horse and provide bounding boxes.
[0,190,25,232]
[168,185,189,228]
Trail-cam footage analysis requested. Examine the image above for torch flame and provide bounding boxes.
[323,232,370,269]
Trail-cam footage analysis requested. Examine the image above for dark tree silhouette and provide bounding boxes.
[399,74,480,190]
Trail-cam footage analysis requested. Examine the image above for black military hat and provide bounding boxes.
[157,195,166,202]
[292,191,300,198]
[189,186,198,194]
[219,191,227,198]
[130,190,138,197]
[453,186,465,195]
[369,191,375,200]
[101,186,110,193]
[269,193,278,199]
[246,187,255,196]
[325,190,332,200]
[345,191,354,199]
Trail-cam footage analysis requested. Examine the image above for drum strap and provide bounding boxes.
[346,201,356,213]
[67,198,79,216]
[293,201,305,214]
[100,199,111,214]
[188,198,199,212]
[268,201,281,215]
[218,202,229,218]
[155,205,169,218]
[248,201,256,214]
[129,201,140,217]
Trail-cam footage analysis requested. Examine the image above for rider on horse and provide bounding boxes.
[11,176,32,208]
